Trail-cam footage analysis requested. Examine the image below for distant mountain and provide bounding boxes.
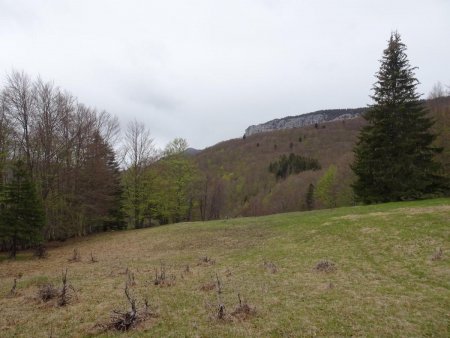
[244,107,367,136]
[184,147,202,156]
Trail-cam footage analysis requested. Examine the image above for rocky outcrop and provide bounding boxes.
[244,108,367,137]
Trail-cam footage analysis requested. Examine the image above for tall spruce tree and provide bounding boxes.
[0,160,45,257]
[79,131,126,233]
[352,32,446,203]
[104,143,127,231]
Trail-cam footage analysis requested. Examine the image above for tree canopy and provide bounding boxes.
[352,32,447,203]
[0,160,45,257]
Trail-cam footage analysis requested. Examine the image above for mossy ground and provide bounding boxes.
[1,198,449,337]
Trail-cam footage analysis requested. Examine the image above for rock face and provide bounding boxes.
[244,107,367,137]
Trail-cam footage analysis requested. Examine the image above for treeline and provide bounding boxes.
[0,70,220,254]
[1,56,448,254]
[120,132,226,226]
[0,71,125,251]
[121,133,201,227]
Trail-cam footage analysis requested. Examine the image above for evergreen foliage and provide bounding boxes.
[352,32,447,203]
[0,160,45,257]
[80,132,126,233]
[305,183,315,210]
[104,142,127,231]
[0,71,130,242]
[269,153,321,180]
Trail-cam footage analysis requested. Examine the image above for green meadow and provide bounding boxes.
[1,198,449,337]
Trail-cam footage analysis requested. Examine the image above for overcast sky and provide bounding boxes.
[1,0,449,149]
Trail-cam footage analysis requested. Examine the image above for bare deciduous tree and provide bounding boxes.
[2,70,36,171]
[428,82,446,99]
[1,70,126,245]
[122,120,156,228]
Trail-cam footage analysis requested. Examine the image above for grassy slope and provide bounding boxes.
[1,198,449,337]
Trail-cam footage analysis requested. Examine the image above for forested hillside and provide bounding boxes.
[193,96,450,219]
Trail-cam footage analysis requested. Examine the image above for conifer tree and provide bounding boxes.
[79,131,126,233]
[305,183,315,210]
[352,32,447,203]
[104,144,127,230]
[0,160,45,257]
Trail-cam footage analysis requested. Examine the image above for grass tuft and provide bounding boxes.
[314,260,337,273]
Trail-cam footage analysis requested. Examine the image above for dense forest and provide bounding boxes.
[0,71,125,246]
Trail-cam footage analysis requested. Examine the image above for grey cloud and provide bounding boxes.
[0,0,449,149]
[127,87,178,111]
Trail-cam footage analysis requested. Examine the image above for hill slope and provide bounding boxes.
[193,97,450,219]
[1,199,449,337]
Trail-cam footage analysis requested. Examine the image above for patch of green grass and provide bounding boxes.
[0,252,34,263]
[0,198,449,337]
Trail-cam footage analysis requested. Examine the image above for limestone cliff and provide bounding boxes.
[244,107,367,137]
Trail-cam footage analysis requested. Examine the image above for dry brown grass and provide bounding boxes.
[0,199,449,337]
[334,205,450,221]
[0,223,276,336]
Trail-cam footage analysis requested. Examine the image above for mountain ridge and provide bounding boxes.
[244,107,368,136]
